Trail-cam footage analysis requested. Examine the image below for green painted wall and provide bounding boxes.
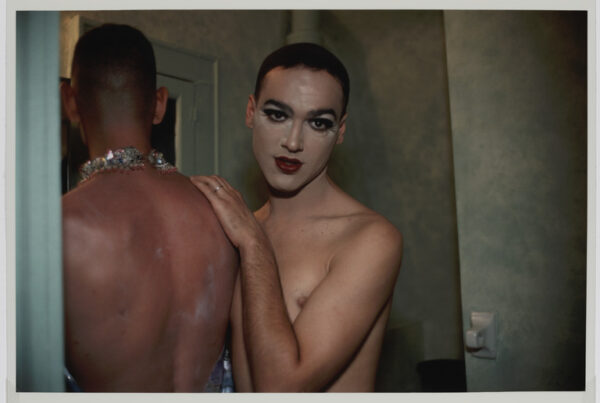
[445,10,587,391]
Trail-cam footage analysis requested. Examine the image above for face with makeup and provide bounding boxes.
[246,66,347,194]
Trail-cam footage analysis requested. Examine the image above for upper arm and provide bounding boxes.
[289,221,403,391]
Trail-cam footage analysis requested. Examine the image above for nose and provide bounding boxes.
[281,120,304,152]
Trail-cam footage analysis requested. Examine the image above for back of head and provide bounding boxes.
[71,24,156,122]
[254,42,350,115]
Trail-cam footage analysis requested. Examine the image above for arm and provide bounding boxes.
[244,222,401,392]
[191,176,402,392]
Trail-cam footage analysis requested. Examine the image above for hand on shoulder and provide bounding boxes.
[190,175,270,250]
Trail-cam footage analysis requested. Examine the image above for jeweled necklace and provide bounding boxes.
[79,146,177,183]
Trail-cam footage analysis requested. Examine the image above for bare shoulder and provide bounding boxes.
[62,171,227,242]
[157,172,230,229]
[62,171,236,288]
[331,190,402,248]
[62,184,114,242]
[62,183,129,270]
[329,197,403,279]
[345,210,402,258]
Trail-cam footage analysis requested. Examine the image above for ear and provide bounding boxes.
[60,81,80,124]
[336,113,348,145]
[245,95,257,129]
[152,86,169,124]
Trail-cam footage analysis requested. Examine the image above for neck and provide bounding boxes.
[265,169,336,220]
[82,119,152,159]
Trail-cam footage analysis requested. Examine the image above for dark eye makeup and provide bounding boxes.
[309,118,334,131]
[262,106,336,133]
[263,108,288,122]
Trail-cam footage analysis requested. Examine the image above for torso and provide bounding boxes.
[255,190,394,391]
[62,168,238,392]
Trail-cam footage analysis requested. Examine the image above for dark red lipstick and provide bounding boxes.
[275,156,303,174]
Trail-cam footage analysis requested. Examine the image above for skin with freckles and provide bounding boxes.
[61,24,238,392]
[191,66,403,392]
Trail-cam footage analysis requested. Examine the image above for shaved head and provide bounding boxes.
[71,24,157,123]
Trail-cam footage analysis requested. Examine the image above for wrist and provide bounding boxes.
[238,231,274,261]
[238,232,267,253]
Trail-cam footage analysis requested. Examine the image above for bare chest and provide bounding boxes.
[265,221,345,322]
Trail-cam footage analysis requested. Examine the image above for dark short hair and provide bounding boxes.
[254,42,350,116]
[71,23,156,117]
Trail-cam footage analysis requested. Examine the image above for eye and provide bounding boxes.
[309,118,334,131]
[264,109,288,122]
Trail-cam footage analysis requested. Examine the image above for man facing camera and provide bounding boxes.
[192,43,403,392]
[60,24,238,392]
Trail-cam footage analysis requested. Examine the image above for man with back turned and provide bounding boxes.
[60,24,238,391]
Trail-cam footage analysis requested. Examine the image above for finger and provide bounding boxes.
[203,175,230,194]
[212,176,234,191]
[191,177,221,200]
[190,175,215,188]
[192,175,225,195]
[213,183,228,195]
[210,177,239,198]
[191,176,242,208]
[208,176,243,200]
[209,175,227,188]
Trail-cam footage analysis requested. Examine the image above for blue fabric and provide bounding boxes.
[203,346,235,392]
[64,366,82,392]
[221,347,234,393]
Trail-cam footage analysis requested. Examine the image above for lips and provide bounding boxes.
[275,156,303,174]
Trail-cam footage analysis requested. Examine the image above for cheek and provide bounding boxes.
[252,123,270,157]
[251,132,264,162]
[308,135,337,156]
[252,126,276,165]
[252,118,290,150]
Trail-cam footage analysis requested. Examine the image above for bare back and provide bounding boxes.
[62,168,238,392]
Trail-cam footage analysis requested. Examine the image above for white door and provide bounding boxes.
[153,40,218,176]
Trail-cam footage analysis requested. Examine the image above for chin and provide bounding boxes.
[264,176,306,196]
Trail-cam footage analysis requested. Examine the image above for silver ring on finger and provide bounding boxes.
[214,185,222,193]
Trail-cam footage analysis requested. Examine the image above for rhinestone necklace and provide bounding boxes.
[79,146,177,183]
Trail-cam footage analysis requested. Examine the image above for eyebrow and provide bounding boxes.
[263,99,338,120]
[263,99,293,114]
[307,108,338,120]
